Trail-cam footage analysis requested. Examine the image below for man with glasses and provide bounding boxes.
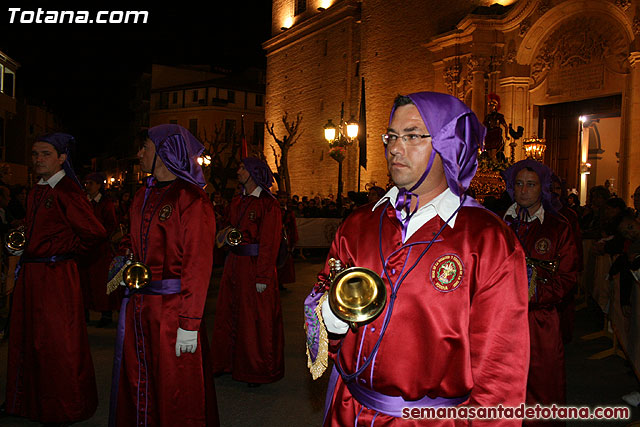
[305,92,530,425]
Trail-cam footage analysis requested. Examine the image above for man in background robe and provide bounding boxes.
[212,157,284,386]
[80,171,119,327]
[503,159,579,426]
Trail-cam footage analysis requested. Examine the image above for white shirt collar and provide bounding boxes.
[504,202,545,224]
[88,192,102,203]
[373,187,461,242]
[37,169,66,188]
[245,186,262,198]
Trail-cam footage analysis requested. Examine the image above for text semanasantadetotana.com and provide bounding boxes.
[402,404,631,421]
[8,8,148,24]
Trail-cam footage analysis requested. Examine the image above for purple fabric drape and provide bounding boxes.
[148,124,206,188]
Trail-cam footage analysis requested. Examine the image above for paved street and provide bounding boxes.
[0,254,639,426]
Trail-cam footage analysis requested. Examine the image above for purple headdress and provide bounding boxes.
[242,157,275,196]
[37,133,81,187]
[148,124,206,188]
[502,159,561,213]
[389,92,486,205]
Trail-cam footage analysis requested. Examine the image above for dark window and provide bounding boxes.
[3,72,13,97]
[225,119,236,141]
[227,90,235,103]
[189,119,198,136]
[295,0,306,15]
[172,92,178,103]
[253,122,264,146]
[192,90,198,102]
[159,93,169,109]
[255,94,264,107]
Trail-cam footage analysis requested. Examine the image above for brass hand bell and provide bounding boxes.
[327,258,387,331]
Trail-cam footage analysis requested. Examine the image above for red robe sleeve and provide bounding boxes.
[178,192,216,331]
[56,179,107,254]
[255,195,282,285]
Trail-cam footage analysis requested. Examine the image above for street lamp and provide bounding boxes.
[323,103,359,210]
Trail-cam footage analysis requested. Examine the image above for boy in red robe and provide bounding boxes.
[109,124,219,426]
[5,133,106,424]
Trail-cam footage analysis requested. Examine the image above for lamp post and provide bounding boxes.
[323,103,359,211]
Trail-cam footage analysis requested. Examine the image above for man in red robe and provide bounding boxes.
[305,92,530,426]
[80,172,120,327]
[212,157,285,386]
[109,124,219,426]
[503,159,579,425]
[4,133,106,424]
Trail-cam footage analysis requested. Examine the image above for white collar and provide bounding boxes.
[244,186,262,198]
[37,169,66,188]
[373,187,460,242]
[504,202,545,224]
[88,192,103,203]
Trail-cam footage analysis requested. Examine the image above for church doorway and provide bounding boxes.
[537,94,622,201]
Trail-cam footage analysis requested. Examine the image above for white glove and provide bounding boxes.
[256,283,267,293]
[6,248,23,256]
[175,328,198,357]
[119,259,132,287]
[321,297,349,335]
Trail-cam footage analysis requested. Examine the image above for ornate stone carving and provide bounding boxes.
[614,0,631,11]
[634,17,640,35]
[520,17,532,37]
[530,15,629,87]
[468,56,487,73]
[443,63,461,95]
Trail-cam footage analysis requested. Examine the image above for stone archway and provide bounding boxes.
[515,0,633,195]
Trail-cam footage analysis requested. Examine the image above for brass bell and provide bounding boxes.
[327,258,387,330]
[225,227,243,246]
[6,228,26,252]
[122,261,151,290]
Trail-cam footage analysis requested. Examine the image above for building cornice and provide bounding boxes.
[263,1,360,56]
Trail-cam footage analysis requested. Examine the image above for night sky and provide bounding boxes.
[0,1,272,167]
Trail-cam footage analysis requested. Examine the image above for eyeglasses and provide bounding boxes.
[381,133,431,147]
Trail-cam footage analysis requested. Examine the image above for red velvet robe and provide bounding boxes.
[321,202,530,426]
[505,208,578,424]
[278,207,298,285]
[5,176,106,423]
[113,179,219,427]
[212,190,285,383]
[80,193,120,311]
[557,204,582,344]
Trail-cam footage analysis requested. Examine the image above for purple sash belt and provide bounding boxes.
[108,279,181,427]
[230,243,259,256]
[325,366,468,420]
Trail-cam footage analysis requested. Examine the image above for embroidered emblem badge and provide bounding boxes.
[248,211,256,221]
[44,196,53,208]
[535,238,551,255]
[430,254,464,292]
[158,205,173,222]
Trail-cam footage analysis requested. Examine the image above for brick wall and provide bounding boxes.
[266,0,486,197]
